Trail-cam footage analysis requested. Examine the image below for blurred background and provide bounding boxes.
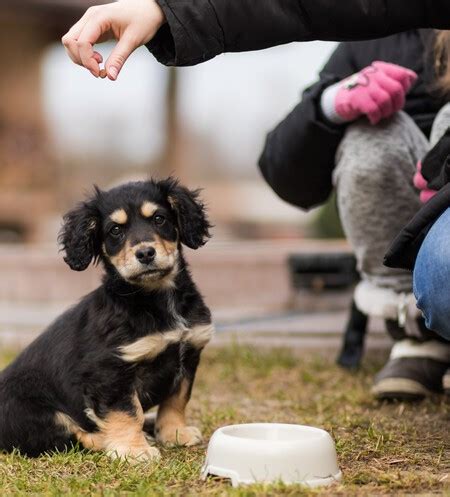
[1,3,339,244]
[0,1,388,353]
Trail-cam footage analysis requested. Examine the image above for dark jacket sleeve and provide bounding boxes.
[384,183,450,270]
[258,44,356,209]
[147,0,450,66]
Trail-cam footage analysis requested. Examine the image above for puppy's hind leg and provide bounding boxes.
[0,400,74,457]
[81,395,160,462]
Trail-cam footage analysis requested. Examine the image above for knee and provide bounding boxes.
[335,114,420,201]
[336,116,407,181]
[414,209,450,340]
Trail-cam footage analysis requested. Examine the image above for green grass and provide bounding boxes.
[0,343,449,496]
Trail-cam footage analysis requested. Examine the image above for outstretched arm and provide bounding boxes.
[63,0,450,77]
[149,0,450,66]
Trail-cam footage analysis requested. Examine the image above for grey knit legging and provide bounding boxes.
[333,104,450,293]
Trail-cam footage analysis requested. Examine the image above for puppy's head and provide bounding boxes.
[59,178,211,287]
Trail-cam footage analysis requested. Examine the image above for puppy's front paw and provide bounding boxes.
[108,444,161,463]
[157,425,203,446]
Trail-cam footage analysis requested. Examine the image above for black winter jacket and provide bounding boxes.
[258,30,445,209]
[147,0,450,67]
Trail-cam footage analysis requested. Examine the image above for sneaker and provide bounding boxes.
[372,339,450,401]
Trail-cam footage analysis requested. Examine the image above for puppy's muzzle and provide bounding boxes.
[135,246,156,265]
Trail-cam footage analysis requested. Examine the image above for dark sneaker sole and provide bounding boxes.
[371,378,432,401]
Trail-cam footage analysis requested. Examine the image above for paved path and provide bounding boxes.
[0,240,392,353]
[214,309,389,350]
[0,303,390,352]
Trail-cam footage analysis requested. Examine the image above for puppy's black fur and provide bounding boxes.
[0,179,213,458]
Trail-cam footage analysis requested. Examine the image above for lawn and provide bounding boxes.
[0,344,448,496]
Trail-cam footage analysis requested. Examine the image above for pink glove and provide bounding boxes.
[321,61,417,125]
[413,161,438,203]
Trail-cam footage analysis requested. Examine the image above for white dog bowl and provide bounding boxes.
[201,423,341,487]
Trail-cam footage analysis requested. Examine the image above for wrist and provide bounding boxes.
[150,0,166,29]
[320,82,348,124]
[119,0,166,28]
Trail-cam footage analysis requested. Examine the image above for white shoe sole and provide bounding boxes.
[371,378,432,399]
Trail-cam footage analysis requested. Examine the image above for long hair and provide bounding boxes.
[434,30,450,95]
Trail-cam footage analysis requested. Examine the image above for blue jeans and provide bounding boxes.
[414,207,450,341]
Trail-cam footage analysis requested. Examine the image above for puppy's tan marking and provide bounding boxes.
[78,395,160,461]
[154,234,177,257]
[110,208,128,225]
[185,323,215,349]
[73,430,106,452]
[109,240,177,281]
[55,411,111,450]
[109,239,132,269]
[140,201,158,218]
[155,379,202,446]
[54,411,81,434]
[120,329,183,362]
[54,412,107,452]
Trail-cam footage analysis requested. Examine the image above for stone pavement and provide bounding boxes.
[214,310,389,351]
[0,240,391,353]
[0,301,389,353]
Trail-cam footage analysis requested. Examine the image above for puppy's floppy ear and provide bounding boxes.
[58,189,102,271]
[162,178,211,249]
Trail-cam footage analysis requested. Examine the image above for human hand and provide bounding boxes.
[62,0,166,80]
[321,61,417,125]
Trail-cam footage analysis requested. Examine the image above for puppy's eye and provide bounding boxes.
[154,215,165,226]
[109,225,123,237]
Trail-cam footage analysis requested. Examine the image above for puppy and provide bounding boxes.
[0,178,214,460]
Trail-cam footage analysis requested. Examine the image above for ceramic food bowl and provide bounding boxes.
[201,423,341,487]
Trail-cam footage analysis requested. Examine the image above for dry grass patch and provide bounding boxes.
[0,343,448,496]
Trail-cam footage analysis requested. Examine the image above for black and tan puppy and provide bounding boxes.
[0,178,214,460]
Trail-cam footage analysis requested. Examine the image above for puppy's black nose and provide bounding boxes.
[135,246,156,265]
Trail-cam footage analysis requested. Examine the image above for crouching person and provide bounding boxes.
[259,30,450,400]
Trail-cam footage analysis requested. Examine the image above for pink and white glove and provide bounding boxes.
[413,160,438,203]
[321,61,417,125]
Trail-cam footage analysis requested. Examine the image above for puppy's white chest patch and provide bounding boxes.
[119,323,215,363]
[185,323,215,349]
[119,330,183,362]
